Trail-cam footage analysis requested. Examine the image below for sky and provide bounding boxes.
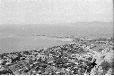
[0,0,113,24]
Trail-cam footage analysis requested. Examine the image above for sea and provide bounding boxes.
[0,22,113,54]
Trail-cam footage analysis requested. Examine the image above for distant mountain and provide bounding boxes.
[0,22,113,38]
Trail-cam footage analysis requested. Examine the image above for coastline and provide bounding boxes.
[35,35,73,41]
[0,35,73,54]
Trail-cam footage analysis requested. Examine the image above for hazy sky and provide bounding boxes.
[0,0,113,24]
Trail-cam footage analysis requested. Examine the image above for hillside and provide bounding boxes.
[0,38,113,75]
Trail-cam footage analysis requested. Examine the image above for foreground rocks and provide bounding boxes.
[0,39,113,75]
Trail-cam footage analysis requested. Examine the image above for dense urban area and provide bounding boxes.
[0,37,114,75]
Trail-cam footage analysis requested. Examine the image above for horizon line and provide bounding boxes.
[0,21,113,26]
